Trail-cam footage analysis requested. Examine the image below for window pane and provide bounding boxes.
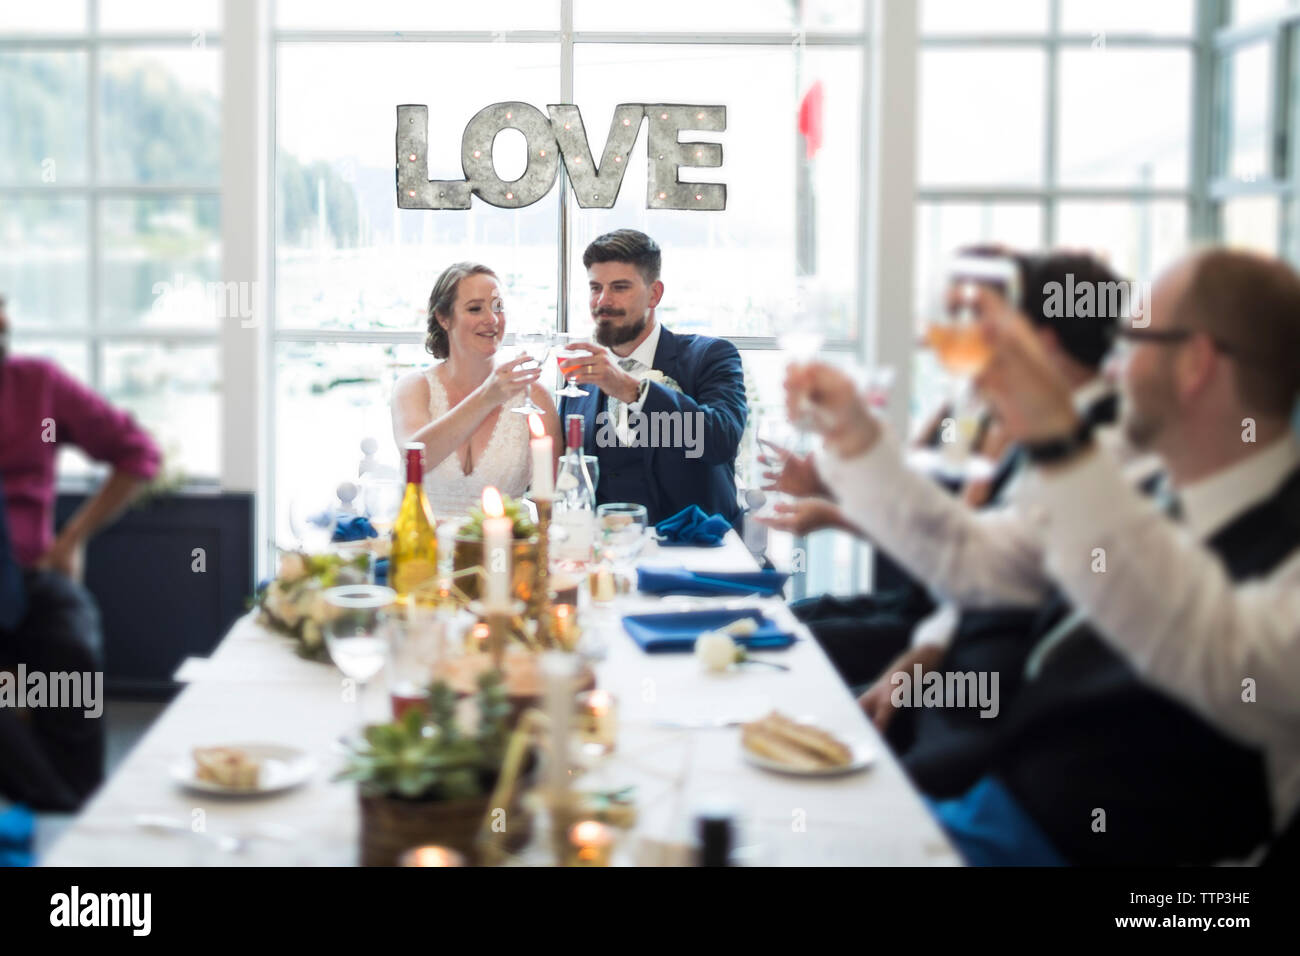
[1222,42,1271,182]
[0,1,86,33]
[274,341,423,545]
[0,198,88,328]
[275,42,561,332]
[1055,200,1189,282]
[921,0,1049,34]
[100,196,221,328]
[1060,0,1195,35]
[570,44,861,340]
[1222,196,1280,253]
[1233,0,1300,25]
[99,1,221,33]
[103,341,220,480]
[100,47,221,184]
[1058,48,1191,187]
[919,49,1046,186]
[0,51,87,184]
[574,0,863,32]
[914,201,1043,329]
[276,0,557,31]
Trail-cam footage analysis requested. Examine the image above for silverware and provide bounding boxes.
[651,717,749,730]
[134,814,298,854]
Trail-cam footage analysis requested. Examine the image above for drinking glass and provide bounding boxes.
[511,330,554,415]
[323,585,396,738]
[558,453,600,490]
[289,489,338,553]
[555,333,591,398]
[596,503,649,573]
[386,611,446,721]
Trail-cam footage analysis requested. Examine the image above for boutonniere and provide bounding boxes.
[639,368,682,393]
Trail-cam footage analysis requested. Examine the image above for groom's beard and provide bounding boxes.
[594,311,646,348]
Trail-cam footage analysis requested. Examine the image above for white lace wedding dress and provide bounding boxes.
[421,366,532,518]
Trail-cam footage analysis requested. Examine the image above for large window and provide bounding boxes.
[0,1,223,481]
[1210,0,1300,256]
[269,0,870,593]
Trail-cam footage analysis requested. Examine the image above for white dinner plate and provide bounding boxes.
[742,737,875,778]
[170,743,316,796]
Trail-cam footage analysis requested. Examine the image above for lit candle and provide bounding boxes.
[481,486,512,611]
[400,845,466,867]
[569,820,614,866]
[576,689,618,755]
[528,413,554,500]
[550,603,578,650]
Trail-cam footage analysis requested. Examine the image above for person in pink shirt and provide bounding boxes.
[0,293,161,810]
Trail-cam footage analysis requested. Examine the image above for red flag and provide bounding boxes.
[798,80,824,161]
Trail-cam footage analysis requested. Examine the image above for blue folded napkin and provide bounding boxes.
[637,565,789,598]
[332,514,378,543]
[622,608,796,653]
[0,805,34,867]
[654,505,732,547]
[373,557,389,587]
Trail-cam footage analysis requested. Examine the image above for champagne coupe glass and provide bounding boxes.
[511,328,554,415]
[555,332,590,398]
[323,585,396,741]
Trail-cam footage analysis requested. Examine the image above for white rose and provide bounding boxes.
[695,630,739,673]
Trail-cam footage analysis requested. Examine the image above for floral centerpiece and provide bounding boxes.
[253,550,370,661]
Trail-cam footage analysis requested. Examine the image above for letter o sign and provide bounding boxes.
[461,102,559,208]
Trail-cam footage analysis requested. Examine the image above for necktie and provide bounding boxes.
[1024,479,1181,679]
[0,475,27,631]
[608,357,645,446]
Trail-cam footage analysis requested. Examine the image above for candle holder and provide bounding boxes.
[575,689,618,757]
[399,845,466,867]
[528,496,555,648]
[466,600,527,669]
[568,820,615,867]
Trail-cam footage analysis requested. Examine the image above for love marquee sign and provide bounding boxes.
[396,102,726,211]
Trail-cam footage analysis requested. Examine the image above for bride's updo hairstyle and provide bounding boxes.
[425,262,498,359]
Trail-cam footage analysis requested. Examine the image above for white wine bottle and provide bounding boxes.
[390,442,438,604]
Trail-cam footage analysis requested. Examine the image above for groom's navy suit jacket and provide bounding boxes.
[558,325,748,529]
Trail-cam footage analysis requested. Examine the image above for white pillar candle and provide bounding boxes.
[481,486,512,611]
[528,413,553,500]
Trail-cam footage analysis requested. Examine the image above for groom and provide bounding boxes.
[559,229,747,528]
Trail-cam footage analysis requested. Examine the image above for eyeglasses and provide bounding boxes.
[1113,326,1236,357]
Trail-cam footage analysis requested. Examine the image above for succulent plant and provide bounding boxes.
[456,493,537,542]
[336,670,511,802]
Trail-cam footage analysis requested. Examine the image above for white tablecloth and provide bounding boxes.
[44,533,959,866]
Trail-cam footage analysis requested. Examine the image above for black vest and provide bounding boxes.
[913,463,1300,865]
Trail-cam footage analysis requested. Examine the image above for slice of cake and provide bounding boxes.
[193,746,262,789]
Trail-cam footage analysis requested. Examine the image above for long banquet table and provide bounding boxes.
[44,532,960,866]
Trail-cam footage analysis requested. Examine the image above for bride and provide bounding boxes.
[391,262,561,517]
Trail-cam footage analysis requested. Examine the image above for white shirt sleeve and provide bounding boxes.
[1023,448,1300,748]
[816,430,1052,609]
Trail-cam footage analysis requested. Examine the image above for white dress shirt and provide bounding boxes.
[609,320,661,443]
[820,428,1300,831]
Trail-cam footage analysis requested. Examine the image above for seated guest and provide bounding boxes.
[787,249,1300,865]
[761,251,1128,694]
[0,294,161,810]
[558,230,748,528]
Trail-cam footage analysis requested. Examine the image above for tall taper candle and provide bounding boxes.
[481,486,512,611]
[528,413,554,500]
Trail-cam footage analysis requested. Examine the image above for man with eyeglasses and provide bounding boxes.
[786,248,1300,864]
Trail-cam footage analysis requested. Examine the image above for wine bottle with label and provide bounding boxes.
[390,442,438,604]
[553,414,597,562]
